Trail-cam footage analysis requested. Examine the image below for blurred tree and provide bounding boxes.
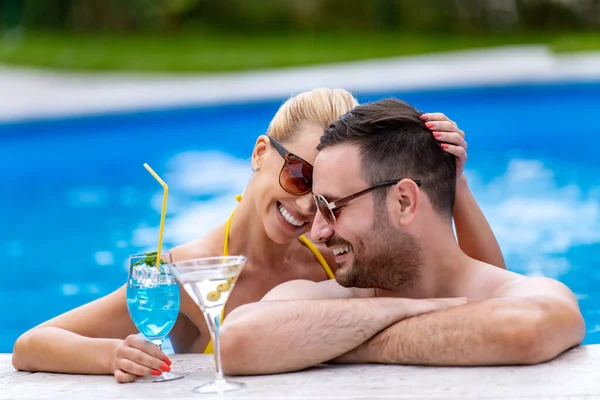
[159,0,201,29]
[1,0,22,31]
[516,0,592,31]
[1,0,23,38]
[21,0,69,30]
[375,0,398,31]
[3,0,598,34]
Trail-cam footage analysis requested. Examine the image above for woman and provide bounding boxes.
[11,88,504,382]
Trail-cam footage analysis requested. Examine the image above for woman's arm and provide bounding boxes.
[422,113,506,269]
[453,175,506,268]
[11,238,213,382]
[12,285,168,379]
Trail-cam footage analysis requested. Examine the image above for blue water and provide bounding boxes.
[1,81,599,352]
[126,284,179,341]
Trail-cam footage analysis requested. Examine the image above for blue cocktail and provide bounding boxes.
[126,251,183,382]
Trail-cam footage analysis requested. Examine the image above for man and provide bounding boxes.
[219,98,585,375]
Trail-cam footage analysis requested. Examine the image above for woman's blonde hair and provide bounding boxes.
[266,88,359,142]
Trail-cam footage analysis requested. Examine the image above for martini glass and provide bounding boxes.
[169,256,246,394]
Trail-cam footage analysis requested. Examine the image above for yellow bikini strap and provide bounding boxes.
[298,235,335,280]
[224,194,334,280]
[223,194,243,256]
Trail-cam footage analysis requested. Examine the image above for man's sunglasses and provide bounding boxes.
[313,179,422,225]
[269,136,313,196]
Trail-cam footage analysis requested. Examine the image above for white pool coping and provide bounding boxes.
[2,348,599,399]
[1,45,599,123]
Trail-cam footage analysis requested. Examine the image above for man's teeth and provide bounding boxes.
[333,245,352,256]
[278,205,305,227]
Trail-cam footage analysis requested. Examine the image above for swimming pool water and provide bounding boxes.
[1,81,599,353]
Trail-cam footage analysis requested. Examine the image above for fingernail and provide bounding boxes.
[441,144,449,149]
[163,357,172,366]
[420,114,429,121]
[160,363,171,372]
[433,132,442,138]
[425,122,434,129]
[151,369,162,376]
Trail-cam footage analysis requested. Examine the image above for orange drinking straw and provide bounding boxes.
[143,163,168,270]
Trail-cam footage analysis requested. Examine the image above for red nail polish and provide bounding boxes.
[425,122,434,129]
[433,132,442,138]
[160,363,171,372]
[163,357,172,366]
[441,144,449,149]
[420,114,428,121]
[151,369,162,376]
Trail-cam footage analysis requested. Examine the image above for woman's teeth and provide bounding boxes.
[333,245,352,256]
[278,204,305,227]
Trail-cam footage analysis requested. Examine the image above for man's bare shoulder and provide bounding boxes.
[262,279,374,302]
[495,273,579,305]
[465,260,574,302]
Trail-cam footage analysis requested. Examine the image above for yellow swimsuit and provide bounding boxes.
[203,196,334,354]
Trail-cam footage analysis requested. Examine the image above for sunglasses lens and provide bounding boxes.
[280,158,312,195]
[315,195,335,225]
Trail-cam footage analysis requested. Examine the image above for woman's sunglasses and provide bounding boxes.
[313,179,422,225]
[269,136,314,196]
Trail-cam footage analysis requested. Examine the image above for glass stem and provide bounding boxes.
[152,339,163,350]
[210,312,225,381]
[152,339,164,375]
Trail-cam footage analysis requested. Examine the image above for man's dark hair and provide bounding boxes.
[318,98,456,218]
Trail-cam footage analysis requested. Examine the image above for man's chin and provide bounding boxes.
[334,264,364,288]
[334,265,352,287]
[334,277,353,288]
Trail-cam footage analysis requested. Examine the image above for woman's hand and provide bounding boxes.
[111,334,172,383]
[421,113,467,180]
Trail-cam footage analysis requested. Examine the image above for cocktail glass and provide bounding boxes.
[126,251,184,382]
[169,256,246,394]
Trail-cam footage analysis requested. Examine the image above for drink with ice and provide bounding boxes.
[126,252,183,382]
[127,282,179,341]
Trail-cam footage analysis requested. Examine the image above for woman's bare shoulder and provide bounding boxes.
[169,225,225,262]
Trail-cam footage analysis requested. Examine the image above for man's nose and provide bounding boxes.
[311,210,334,243]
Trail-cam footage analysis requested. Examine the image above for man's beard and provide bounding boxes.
[334,205,423,291]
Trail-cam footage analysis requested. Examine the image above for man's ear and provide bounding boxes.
[251,135,270,170]
[388,179,420,228]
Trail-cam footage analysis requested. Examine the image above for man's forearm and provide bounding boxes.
[220,297,453,375]
[333,297,583,366]
[220,298,404,375]
[454,176,506,269]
